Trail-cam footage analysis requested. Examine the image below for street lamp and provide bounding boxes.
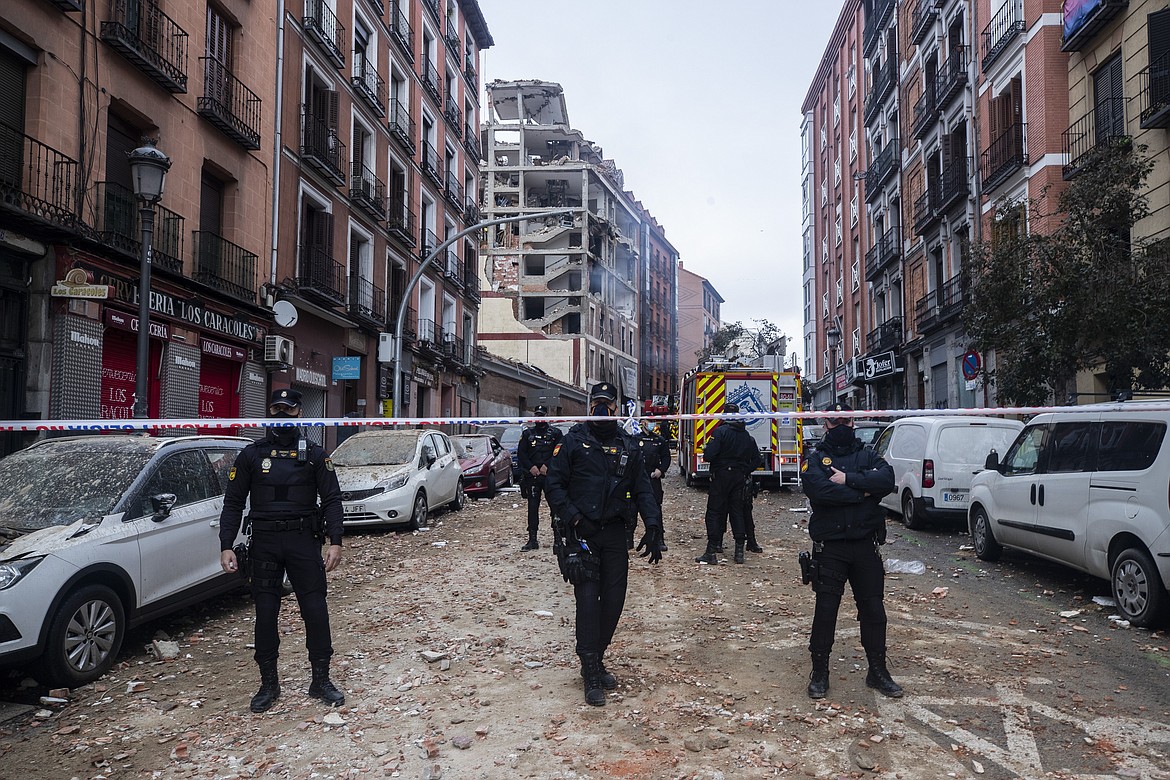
[825,324,841,408]
[127,140,172,419]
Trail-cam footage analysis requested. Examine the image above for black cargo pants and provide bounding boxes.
[808,536,887,658]
[704,465,748,544]
[573,521,630,657]
[250,526,333,665]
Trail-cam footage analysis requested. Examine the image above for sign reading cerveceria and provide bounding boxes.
[78,264,263,343]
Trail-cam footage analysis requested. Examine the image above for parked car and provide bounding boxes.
[332,429,464,530]
[453,434,513,496]
[853,421,888,448]
[497,421,576,481]
[0,434,250,687]
[969,402,1170,627]
[873,416,1024,529]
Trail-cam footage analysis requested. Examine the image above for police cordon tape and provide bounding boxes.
[4,402,1170,433]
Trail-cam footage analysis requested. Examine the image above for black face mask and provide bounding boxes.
[534,420,548,430]
[824,424,855,447]
[588,402,618,438]
[268,419,300,446]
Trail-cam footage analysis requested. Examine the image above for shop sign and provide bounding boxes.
[295,366,327,388]
[104,308,170,340]
[0,228,45,256]
[332,356,361,381]
[862,351,898,381]
[51,268,110,299]
[413,365,437,388]
[201,338,247,362]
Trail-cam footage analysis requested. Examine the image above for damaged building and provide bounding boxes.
[477,80,644,401]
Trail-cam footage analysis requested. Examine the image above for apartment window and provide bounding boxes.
[349,227,372,283]
[206,5,234,74]
[835,276,843,305]
[299,198,335,271]
[820,123,827,149]
[850,193,858,227]
[833,92,840,125]
[200,169,225,236]
[834,203,842,245]
[822,291,829,317]
[821,236,828,262]
[834,155,841,184]
[852,327,861,356]
[820,178,828,206]
[1093,54,1125,139]
[851,259,860,291]
[847,63,856,98]
[849,127,857,162]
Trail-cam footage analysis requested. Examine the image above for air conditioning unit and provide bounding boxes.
[264,334,295,364]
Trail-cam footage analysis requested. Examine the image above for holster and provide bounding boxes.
[233,540,252,583]
[798,550,816,587]
[553,516,600,584]
[519,474,532,499]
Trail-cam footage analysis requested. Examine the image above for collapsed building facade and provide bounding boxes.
[478,80,643,402]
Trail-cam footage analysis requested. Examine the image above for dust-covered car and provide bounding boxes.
[452,434,513,497]
[0,434,250,687]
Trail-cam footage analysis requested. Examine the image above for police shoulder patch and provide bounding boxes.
[228,467,237,481]
[553,444,562,456]
[800,461,808,473]
[325,457,334,471]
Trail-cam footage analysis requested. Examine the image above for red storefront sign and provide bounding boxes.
[101,329,160,419]
[198,354,240,435]
[104,309,171,340]
[201,337,247,362]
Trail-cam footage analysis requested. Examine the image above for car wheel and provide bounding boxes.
[971,506,1002,562]
[1112,547,1169,628]
[40,584,126,688]
[408,492,429,531]
[485,474,498,498]
[901,491,926,530]
[449,479,466,511]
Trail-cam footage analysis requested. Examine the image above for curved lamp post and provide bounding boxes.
[128,140,172,419]
[825,323,841,409]
[392,209,577,418]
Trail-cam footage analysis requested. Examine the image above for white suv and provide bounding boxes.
[0,435,250,687]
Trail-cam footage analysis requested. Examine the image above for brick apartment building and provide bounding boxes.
[636,204,679,411]
[676,261,722,384]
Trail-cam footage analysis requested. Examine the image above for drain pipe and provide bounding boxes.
[268,0,287,292]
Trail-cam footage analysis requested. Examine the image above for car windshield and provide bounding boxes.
[855,426,885,446]
[499,426,525,448]
[453,436,489,457]
[332,432,419,467]
[0,442,152,530]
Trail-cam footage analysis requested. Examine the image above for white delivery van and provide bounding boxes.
[968,402,1170,627]
[873,416,1023,529]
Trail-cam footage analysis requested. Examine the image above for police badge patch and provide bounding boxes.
[325,458,334,471]
[822,457,833,466]
[228,467,237,481]
[261,458,272,471]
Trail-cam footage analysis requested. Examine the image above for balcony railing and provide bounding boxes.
[444,170,464,208]
[445,18,461,57]
[912,85,938,139]
[1064,99,1128,179]
[444,249,462,286]
[463,121,481,161]
[193,231,258,303]
[198,58,261,150]
[937,155,970,211]
[389,1,414,60]
[464,194,480,224]
[351,161,386,221]
[935,46,968,110]
[348,274,386,327]
[420,59,441,106]
[304,0,345,69]
[0,124,80,234]
[1140,51,1170,129]
[388,98,416,154]
[913,186,938,235]
[863,58,898,125]
[915,275,964,332]
[296,244,346,306]
[301,112,347,185]
[420,229,438,259]
[864,138,900,202]
[911,0,938,46]
[862,0,897,57]
[398,304,417,339]
[866,316,903,353]
[387,192,416,246]
[464,52,477,89]
[981,122,1027,193]
[444,96,463,138]
[352,56,386,117]
[94,181,183,273]
[417,317,437,343]
[421,141,443,187]
[982,0,1024,71]
[1062,0,1127,52]
[100,0,188,93]
[422,0,440,23]
[864,227,901,282]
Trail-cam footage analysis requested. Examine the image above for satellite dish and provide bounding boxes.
[272,300,299,328]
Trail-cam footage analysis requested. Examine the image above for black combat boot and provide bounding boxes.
[579,653,606,706]
[521,535,539,551]
[307,659,345,706]
[807,653,830,700]
[734,540,746,564]
[747,535,763,554]
[582,650,618,690]
[695,542,719,565]
[865,655,904,698]
[249,659,281,713]
[715,542,725,553]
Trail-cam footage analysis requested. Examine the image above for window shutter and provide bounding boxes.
[1150,9,1170,65]
[0,45,27,136]
[328,90,340,131]
[199,173,223,235]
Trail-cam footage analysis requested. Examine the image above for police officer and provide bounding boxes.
[546,382,663,707]
[219,388,346,713]
[517,404,564,551]
[800,402,901,700]
[636,421,672,551]
[695,402,763,565]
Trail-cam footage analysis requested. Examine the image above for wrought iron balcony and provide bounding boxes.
[389,1,414,60]
[1062,0,1127,51]
[348,274,386,327]
[94,181,183,273]
[864,138,900,202]
[0,124,81,235]
[444,249,463,286]
[422,0,440,24]
[864,227,901,282]
[444,96,463,138]
[935,46,968,111]
[100,0,188,93]
[198,58,261,150]
[1064,99,1129,179]
[352,57,386,117]
[296,244,346,306]
[910,0,938,46]
[912,86,938,139]
[866,316,903,353]
[416,317,437,344]
[913,185,939,235]
[420,229,439,260]
[388,98,416,154]
[1140,51,1170,129]
[915,275,964,332]
[421,59,441,106]
[387,192,417,246]
[304,0,345,69]
[863,58,898,125]
[350,161,386,221]
[981,122,1027,193]
[863,0,897,58]
[463,263,480,299]
[464,194,480,224]
[444,170,464,209]
[463,121,481,161]
[193,231,258,303]
[398,304,417,339]
[445,18,461,57]
[937,155,970,212]
[982,0,1024,71]
[421,141,443,187]
[301,112,347,185]
[464,52,477,89]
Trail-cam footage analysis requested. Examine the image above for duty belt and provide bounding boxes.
[250,516,312,532]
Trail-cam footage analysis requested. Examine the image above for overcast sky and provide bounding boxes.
[478,1,845,366]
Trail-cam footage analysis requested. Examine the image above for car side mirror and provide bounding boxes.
[151,493,177,522]
[983,451,1001,472]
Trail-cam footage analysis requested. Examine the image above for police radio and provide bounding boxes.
[297,436,307,462]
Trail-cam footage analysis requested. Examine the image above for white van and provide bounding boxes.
[968,402,1170,627]
[873,416,1024,529]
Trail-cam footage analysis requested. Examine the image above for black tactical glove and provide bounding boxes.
[636,525,663,564]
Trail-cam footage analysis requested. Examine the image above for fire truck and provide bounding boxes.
[641,394,677,442]
[678,359,803,488]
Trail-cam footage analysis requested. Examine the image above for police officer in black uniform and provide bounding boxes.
[636,421,672,551]
[219,388,346,713]
[517,404,564,551]
[695,402,764,565]
[800,402,901,700]
[546,382,663,707]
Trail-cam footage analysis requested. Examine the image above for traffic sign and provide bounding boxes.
[961,350,982,380]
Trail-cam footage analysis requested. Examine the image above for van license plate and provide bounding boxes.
[343,504,364,514]
[941,492,967,505]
